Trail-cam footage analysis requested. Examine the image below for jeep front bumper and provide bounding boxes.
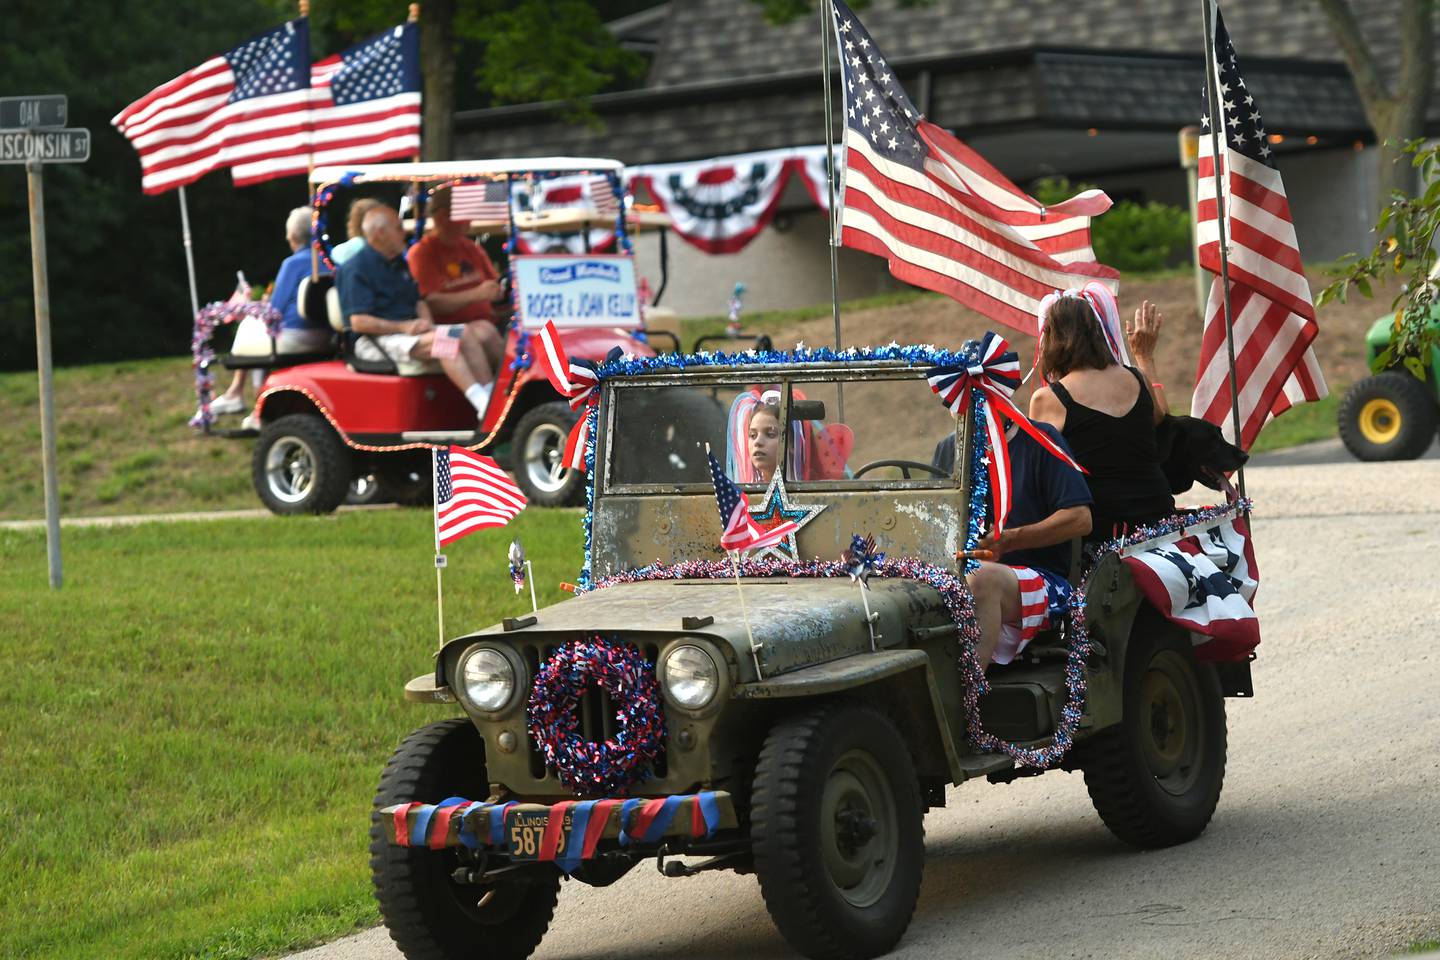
[381,791,737,867]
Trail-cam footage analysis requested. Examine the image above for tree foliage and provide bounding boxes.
[1318,139,1440,380]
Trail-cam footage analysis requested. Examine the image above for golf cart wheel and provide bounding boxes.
[370,719,560,960]
[1338,371,1437,461]
[378,453,435,507]
[252,413,352,515]
[1079,617,1226,849]
[346,473,389,506]
[751,702,924,960]
[511,402,585,507]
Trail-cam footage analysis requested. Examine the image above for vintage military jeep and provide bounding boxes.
[372,353,1249,960]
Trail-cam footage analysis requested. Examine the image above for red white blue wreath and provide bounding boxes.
[527,637,667,795]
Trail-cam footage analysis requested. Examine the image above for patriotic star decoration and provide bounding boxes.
[1203,12,1276,166]
[832,0,927,170]
[746,467,825,562]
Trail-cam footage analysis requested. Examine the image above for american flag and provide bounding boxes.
[707,451,797,554]
[1194,6,1327,450]
[111,19,310,195]
[434,446,527,548]
[450,180,512,223]
[230,22,421,187]
[829,0,1117,336]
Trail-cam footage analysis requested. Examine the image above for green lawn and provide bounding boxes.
[0,507,583,960]
[1242,391,1340,454]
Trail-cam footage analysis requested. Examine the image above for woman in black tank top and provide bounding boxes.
[1029,294,1175,540]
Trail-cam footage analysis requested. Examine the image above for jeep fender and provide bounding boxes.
[734,650,963,787]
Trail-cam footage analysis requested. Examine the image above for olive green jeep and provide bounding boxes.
[372,352,1252,960]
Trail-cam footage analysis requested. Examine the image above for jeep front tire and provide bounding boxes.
[370,719,560,960]
[750,702,924,960]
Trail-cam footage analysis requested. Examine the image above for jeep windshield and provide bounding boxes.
[603,366,961,492]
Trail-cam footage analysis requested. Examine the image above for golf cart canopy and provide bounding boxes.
[308,158,626,186]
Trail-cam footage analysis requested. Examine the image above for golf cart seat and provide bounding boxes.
[317,274,440,377]
[220,275,338,370]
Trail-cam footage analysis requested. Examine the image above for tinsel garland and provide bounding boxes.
[526,636,667,795]
[1091,498,1253,557]
[189,299,282,430]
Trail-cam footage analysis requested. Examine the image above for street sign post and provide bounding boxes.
[0,94,67,129]
[4,92,84,589]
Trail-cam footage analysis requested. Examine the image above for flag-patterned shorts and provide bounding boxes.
[994,565,1072,666]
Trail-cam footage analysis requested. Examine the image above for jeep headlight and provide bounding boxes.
[459,647,515,713]
[662,644,720,710]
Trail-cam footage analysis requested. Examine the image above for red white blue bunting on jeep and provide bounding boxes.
[386,792,731,873]
[1121,515,1260,661]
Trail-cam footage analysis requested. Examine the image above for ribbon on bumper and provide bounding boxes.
[928,331,1086,533]
[535,319,603,473]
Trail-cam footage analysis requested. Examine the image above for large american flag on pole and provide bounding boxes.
[1194,5,1327,450]
[111,19,311,195]
[434,446,527,547]
[707,451,797,553]
[829,0,1117,337]
[230,22,421,187]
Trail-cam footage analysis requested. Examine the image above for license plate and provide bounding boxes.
[506,809,573,861]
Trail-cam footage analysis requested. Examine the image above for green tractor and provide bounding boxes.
[1338,307,1440,460]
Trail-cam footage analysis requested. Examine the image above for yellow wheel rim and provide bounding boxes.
[1358,397,1402,445]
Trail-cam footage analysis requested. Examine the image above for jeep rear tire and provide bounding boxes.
[370,718,559,960]
[751,702,924,960]
[252,413,352,515]
[1338,371,1437,461]
[1080,621,1227,849]
[511,402,585,507]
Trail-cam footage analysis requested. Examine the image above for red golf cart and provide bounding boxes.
[218,159,680,514]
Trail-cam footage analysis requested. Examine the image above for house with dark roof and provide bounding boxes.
[455,0,1419,317]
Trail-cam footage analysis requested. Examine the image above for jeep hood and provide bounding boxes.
[457,577,952,682]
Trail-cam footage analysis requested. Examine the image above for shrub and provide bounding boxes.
[1030,177,1191,274]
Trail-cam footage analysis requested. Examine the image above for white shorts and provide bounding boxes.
[354,333,442,375]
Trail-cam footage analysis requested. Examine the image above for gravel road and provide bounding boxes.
[292,457,1440,960]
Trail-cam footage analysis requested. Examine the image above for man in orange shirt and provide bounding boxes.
[407,187,505,372]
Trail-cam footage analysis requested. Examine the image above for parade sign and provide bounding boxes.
[0,94,67,129]
[0,128,90,164]
[513,255,641,330]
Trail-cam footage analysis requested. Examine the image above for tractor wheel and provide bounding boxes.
[1338,371,1437,461]
[510,402,586,507]
[1078,621,1227,849]
[751,702,924,960]
[370,719,559,960]
[252,413,352,515]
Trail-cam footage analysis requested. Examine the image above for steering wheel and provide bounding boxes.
[853,459,949,479]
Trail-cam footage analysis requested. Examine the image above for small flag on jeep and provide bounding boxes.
[707,449,796,554]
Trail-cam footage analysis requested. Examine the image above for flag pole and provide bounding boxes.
[525,559,537,613]
[1200,0,1247,503]
[729,551,764,680]
[177,186,201,318]
[432,447,446,649]
[819,0,845,423]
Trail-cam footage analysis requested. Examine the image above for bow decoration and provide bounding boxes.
[841,534,885,587]
[536,320,615,472]
[928,331,1087,533]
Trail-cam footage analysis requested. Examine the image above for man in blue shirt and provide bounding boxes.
[336,205,499,420]
[935,423,1093,665]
